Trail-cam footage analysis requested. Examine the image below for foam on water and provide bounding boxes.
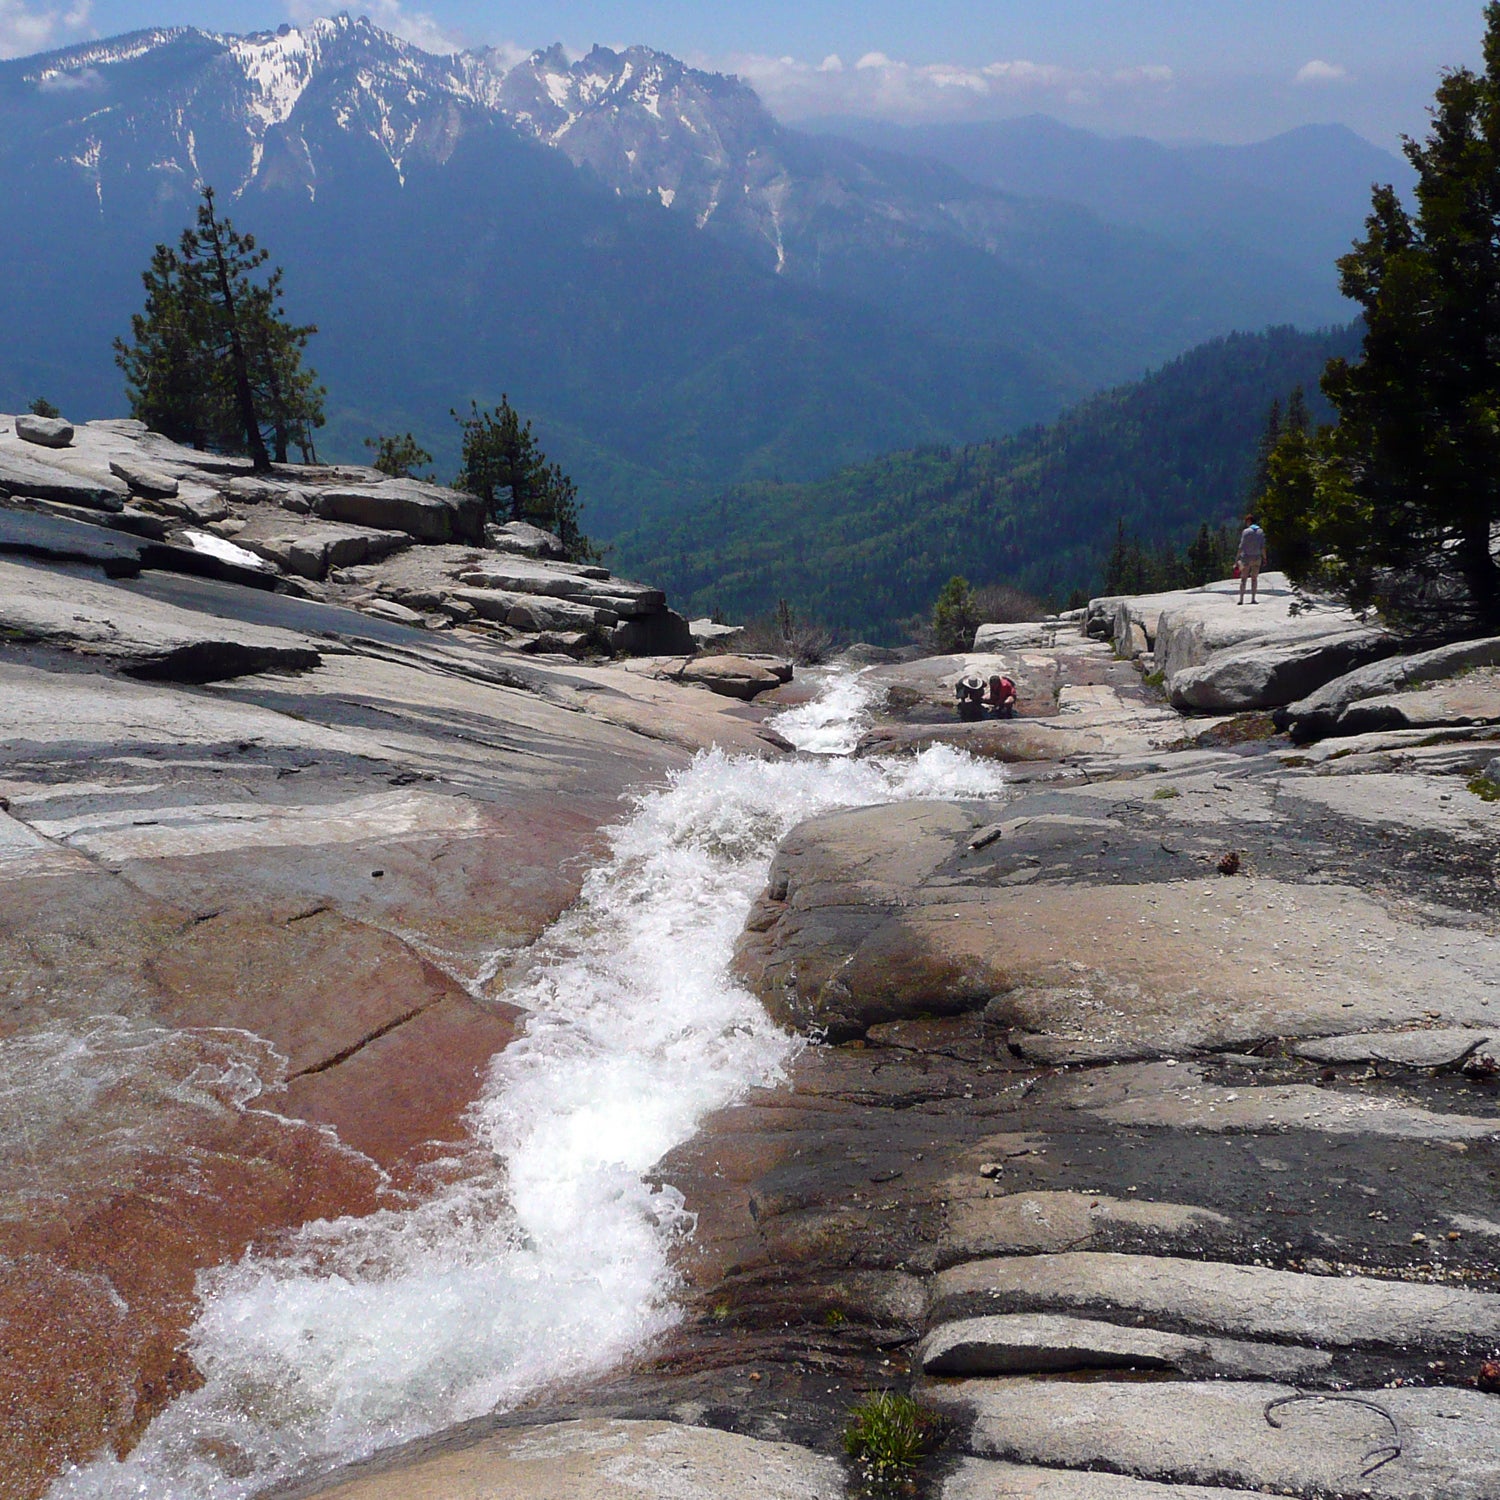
[51,672,1004,1499]
[769,665,880,756]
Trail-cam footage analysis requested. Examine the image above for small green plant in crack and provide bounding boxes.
[843,1391,943,1497]
[1143,669,1166,687]
[1468,775,1500,803]
[823,1306,847,1328]
[709,1302,732,1323]
[1152,786,1180,800]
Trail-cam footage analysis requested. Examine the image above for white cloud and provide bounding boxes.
[37,61,100,89]
[0,0,91,59]
[724,48,1175,122]
[1295,59,1349,86]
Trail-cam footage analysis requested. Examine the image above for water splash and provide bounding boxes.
[52,673,1005,1499]
[770,666,880,755]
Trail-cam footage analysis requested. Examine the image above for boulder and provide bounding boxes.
[246,523,412,581]
[294,1419,846,1500]
[507,594,614,633]
[150,482,230,524]
[942,1380,1500,1500]
[1167,627,1396,712]
[1152,582,1370,684]
[933,1251,1500,1348]
[108,456,179,499]
[0,451,125,511]
[838,642,908,665]
[611,608,695,657]
[449,587,607,631]
[690,618,746,647]
[313,479,484,544]
[1279,636,1500,742]
[1082,595,1123,639]
[677,654,790,700]
[14,414,74,448]
[459,558,664,614]
[227,476,300,506]
[0,556,317,681]
[485,519,567,558]
[974,621,1059,651]
[359,598,427,627]
[917,1313,1327,1381]
[519,630,591,658]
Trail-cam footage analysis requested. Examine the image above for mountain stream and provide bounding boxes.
[52,670,1007,1499]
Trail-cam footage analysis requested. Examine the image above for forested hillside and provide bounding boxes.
[617,323,1361,641]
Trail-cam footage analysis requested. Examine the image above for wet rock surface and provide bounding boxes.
[0,496,787,1497]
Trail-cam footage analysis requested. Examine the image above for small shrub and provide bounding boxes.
[823,1307,847,1328]
[1143,669,1166,687]
[930,576,980,654]
[364,431,432,480]
[1468,775,1500,803]
[27,396,61,419]
[972,581,1045,624]
[1152,786,1180,800]
[728,597,837,665]
[843,1391,942,1496]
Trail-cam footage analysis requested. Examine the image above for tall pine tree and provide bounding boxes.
[1263,4,1500,631]
[115,187,324,471]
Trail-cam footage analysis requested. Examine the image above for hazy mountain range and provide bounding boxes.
[0,16,1394,545]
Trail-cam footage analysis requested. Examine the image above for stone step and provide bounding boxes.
[918,1313,1329,1382]
[942,1458,1282,1499]
[935,1379,1500,1500]
[933,1251,1500,1350]
[941,1190,1231,1262]
[297,1418,845,1499]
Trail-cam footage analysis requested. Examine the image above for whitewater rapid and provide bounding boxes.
[53,669,1006,1499]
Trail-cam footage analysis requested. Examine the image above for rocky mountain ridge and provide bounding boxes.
[2,14,1356,528]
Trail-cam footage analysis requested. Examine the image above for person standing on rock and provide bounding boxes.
[1237,514,1267,604]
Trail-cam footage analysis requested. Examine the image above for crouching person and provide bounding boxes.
[956,674,986,721]
[985,673,1017,718]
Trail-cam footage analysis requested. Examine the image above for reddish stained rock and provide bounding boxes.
[280,993,521,1174]
[149,906,480,1074]
[121,802,622,996]
[0,1032,385,1500]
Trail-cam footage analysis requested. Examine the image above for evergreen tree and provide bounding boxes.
[241,268,324,463]
[114,239,219,449]
[453,396,596,560]
[1269,5,1500,631]
[365,432,433,479]
[1251,397,1282,498]
[27,397,60,419]
[115,187,324,470]
[931,575,980,653]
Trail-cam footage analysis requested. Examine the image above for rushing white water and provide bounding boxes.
[52,672,1004,1499]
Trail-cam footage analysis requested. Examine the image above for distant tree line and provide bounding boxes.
[621,323,1355,642]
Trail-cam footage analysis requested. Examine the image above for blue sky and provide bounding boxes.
[2,1,1492,145]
